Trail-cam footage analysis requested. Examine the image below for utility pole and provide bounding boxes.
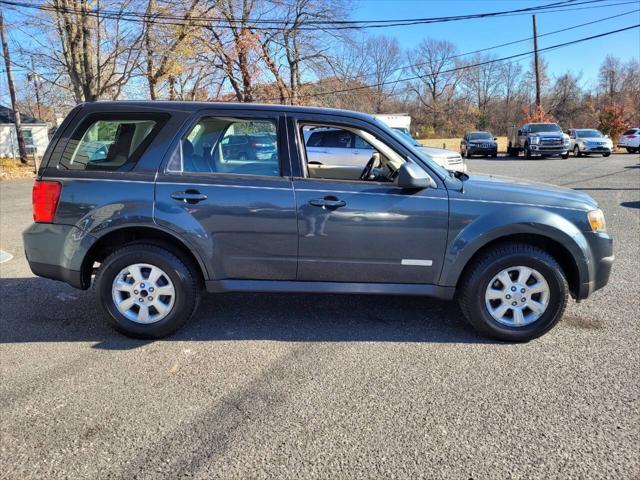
[532,14,541,108]
[0,8,28,165]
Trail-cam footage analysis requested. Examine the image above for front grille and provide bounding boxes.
[540,138,562,145]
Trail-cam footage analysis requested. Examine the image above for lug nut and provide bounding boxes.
[521,288,526,293]
[512,301,517,306]
[140,283,145,288]
[521,298,526,302]
[148,296,153,301]
[134,290,138,294]
[149,287,154,292]
[506,294,511,299]
[511,287,517,292]
[139,298,144,302]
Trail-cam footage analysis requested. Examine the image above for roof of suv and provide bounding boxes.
[79,101,378,123]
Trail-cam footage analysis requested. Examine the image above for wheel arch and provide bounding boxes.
[80,225,208,289]
[441,212,590,299]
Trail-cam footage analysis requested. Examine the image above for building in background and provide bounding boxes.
[0,105,49,159]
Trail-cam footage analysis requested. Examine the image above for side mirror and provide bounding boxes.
[517,130,522,136]
[493,137,497,141]
[396,163,435,190]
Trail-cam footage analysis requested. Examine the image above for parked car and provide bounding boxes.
[566,129,612,157]
[617,128,640,153]
[305,126,467,175]
[460,131,498,158]
[220,133,277,161]
[24,101,613,342]
[507,123,570,159]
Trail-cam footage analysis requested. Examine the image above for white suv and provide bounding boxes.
[617,128,640,153]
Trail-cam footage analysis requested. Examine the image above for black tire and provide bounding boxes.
[524,144,532,159]
[573,145,582,157]
[466,148,472,159]
[458,242,569,342]
[626,147,637,154]
[603,152,611,157]
[491,153,498,158]
[94,244,201,339]
[561,152,569,159]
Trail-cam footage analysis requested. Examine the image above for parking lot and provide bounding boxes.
[1,153,638,478]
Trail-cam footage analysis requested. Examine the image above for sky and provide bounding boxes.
[1,0,639,107]
[350,0,640,88]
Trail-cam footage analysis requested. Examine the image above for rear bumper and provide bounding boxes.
[577,232,614,300]
[23,223,96,289]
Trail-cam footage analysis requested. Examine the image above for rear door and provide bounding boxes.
[154,109,298,281]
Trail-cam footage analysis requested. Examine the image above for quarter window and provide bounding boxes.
[180,118,280,177]
[59,116,164,171]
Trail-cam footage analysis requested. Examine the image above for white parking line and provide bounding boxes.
[0,250,13,263]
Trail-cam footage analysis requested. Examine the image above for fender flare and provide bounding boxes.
[439,206,591,288]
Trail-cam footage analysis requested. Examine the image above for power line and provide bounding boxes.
[285,23,640,101]
[1,0,635,31]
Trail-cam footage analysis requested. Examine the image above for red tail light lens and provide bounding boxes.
[628,135,637,138]
[32,180,61,223]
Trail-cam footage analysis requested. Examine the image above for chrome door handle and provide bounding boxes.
[171,190,208,204]
[309,197,346,209]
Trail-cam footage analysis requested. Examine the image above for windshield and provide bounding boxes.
[529,124,561,133]
[576,129,604,138]
[468,132,492,140]
[374,118,450,178]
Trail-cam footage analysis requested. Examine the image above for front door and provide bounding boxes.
[291,117,449,285]
[155,111,297,281]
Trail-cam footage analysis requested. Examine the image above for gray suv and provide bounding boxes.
[23,102,613,341]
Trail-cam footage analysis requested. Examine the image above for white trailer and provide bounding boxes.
[373,114,411,136]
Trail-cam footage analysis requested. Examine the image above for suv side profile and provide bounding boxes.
[24,102,613,341]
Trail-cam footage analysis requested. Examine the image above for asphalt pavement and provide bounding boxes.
[1,153,639,479]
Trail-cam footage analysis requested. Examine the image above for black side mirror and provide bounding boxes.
[493,137,497,141]
[396,163,435,190]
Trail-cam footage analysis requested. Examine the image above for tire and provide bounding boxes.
[573,145,582,157]
[466,148,472,159]
[458,242,569,342]
[94,244,201,339]
[603,152,611,157]
[561,152,569,159]
[525,144,532,159]
[626,147,637,154]
[491,153,498,158]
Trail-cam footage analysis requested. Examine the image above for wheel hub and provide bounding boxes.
[484,266,550,327]
[111,263,175,324]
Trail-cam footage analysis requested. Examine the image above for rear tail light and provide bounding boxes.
[32,180,61,223]
[627,135,637,138]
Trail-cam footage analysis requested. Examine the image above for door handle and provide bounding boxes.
[171,190,208,204]
[309,196,346,209]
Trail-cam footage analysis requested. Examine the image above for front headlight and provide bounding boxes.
[530,136,540,145]
[588,209,606,232]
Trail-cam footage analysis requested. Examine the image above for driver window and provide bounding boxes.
[300,123,405,182]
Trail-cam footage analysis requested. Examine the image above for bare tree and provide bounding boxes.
[47,0,143,102]
[407,38,462,134]
[549,72,583,127]
[461,53,501,127]
[0,8,27,164]
[364,35,401,113]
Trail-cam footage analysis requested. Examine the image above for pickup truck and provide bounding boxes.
[507,123,570,159]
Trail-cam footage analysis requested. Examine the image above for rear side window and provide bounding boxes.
[58,114,167,171]
[623,129,638,135]
[178,117,280,177]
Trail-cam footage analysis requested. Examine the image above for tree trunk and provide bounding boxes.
[0,9,28,164]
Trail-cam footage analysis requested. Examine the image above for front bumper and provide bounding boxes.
[468,146,497,155]
[582,145,612,154]
[577,232,614,300]
[530,145,568,156]
[23,223,97,289]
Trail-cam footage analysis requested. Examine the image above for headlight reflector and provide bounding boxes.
[530,136,540,145]
[588,209,606,232]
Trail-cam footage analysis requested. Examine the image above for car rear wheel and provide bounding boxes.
[603,152,611,157]
[458,242,568,341]
[626,147,638,154]
[94,244,201,338]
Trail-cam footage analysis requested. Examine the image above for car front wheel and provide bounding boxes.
[94,244,201,338]
[458,243,568,341]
